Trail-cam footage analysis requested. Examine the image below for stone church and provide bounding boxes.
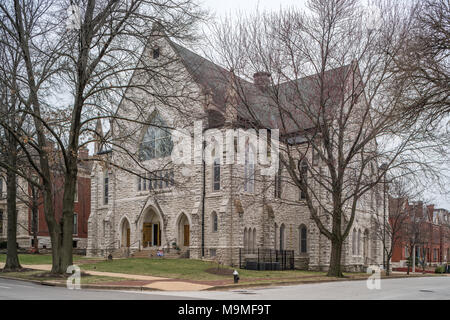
[86,29,385,272]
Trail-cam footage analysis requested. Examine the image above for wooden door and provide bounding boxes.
[183,224,190,246]
[153,223,161,246]
[143,223,152,248]
[126,228,130,247]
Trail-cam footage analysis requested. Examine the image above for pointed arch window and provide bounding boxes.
[352,228,357,255]
[212,211,218,232]
[140,114,173,160]
[244,140,255,193]
[280,224,285,250]
[299,159,308,200]
[213,149,221,191]
[299,225,307,253]
[357,229,361,255]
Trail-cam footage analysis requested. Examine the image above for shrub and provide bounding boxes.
[0,241,6,249]
[435,266,445,274]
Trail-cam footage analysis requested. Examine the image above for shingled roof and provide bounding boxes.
[168,39,352,135]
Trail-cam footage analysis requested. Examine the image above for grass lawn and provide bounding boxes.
[80,258,329,281]
[0,253,99,265]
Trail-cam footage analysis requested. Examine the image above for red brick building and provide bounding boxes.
[390,199,450,267]
[27,149,92,250]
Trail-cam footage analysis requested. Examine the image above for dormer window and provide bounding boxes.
[152,47,160,59]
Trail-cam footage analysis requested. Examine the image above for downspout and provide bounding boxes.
[201,140,206,257]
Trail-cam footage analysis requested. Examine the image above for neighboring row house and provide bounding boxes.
[390,199,450,267]
[0,148,92,250]
[87,29,386,272]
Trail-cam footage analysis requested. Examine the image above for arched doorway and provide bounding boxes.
[142,208,161,248]
[177,213,190,248]
[121,218,131,248]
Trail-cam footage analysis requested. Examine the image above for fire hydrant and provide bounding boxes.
[233,270,239,283]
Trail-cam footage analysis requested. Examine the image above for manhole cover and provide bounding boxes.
[420,289,433,293]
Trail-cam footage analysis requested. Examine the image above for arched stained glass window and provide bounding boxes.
[140,114,173,160]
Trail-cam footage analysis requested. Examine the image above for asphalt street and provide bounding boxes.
[0,277,198,300]
[0,276,449,300]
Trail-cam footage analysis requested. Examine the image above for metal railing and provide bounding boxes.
[239,248,295,270]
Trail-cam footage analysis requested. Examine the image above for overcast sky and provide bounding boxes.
[200,0,304,16]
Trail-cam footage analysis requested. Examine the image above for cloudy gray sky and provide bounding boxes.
[201,0,303,15]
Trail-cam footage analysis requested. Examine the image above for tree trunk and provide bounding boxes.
[60,166,77,273]
[327,239,344,277]
[32,204,39,253]
[4,160,21,271]
[386,256,390,276]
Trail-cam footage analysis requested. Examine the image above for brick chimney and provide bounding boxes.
[253,72,271,90]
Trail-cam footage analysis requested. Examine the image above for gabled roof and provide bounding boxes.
[168,39,353,135]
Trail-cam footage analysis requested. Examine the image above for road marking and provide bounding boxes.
[0,285,11,289]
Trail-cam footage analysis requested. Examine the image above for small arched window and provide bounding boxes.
[213,149,220,191]
[352,228,357,255]
[211,212,218,232]
[244,227,248,250]
[357,229,361,255]
[299,225,307,253]
[252,228,256,251]
[140,113,173,160]
[280,224,285,250]
[244,139,255,193]
[274,223,278,250]
[299,159,308,200]
[363,229,369,259]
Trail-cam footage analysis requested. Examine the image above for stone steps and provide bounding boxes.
[130,248,188,259]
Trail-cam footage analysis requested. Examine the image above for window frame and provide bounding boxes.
[299,159,308,200]
[73,213,78,235]
[300,225,307,253]
[140,114,173,161]
[244,140,255,193]
[103,172,109,205]
[212,212,218,232]
[213,157,221,191]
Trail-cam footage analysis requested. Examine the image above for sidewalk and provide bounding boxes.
[0,263,212,291]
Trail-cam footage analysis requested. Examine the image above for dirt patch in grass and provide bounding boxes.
[205,267,234,276]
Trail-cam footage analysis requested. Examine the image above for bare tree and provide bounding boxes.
[373,176,422,276]
[0,0,206,274]
[391,0,449,126]
[207,0,444,276]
